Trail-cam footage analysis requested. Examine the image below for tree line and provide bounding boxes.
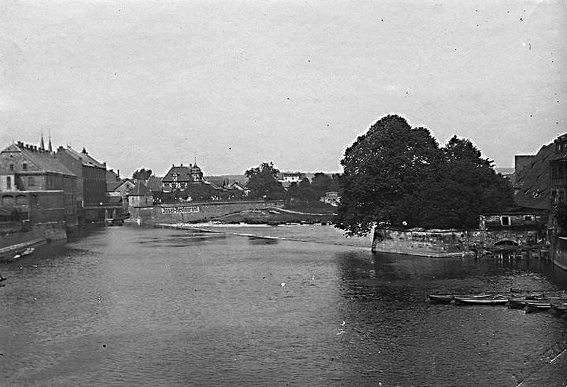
[245,162,340,208]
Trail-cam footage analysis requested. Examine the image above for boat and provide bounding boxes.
[525,300,552,313]
[6,247,35,263]
[454,295,509,305]
[427,294,455,304]
[508,297,528,309]
[508,293,550,309]
[549,303,567,316]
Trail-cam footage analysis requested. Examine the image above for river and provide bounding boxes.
[1,224,567,386]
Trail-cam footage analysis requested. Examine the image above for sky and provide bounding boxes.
[0,0,565,177]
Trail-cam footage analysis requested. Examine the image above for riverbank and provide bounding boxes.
[0,222,67,262]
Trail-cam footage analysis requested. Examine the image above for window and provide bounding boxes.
[501,216,511,226]
[9,164,14,171]
[22,163,27,171]
[6,176,11,190]
[28,176,35,187]
[523,215,534,222]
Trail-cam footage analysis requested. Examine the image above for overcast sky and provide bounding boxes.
[1,0,565,176]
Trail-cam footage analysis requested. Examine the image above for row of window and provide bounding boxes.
[3,176,37,189]
[500,215,535,226]
[3,163,28,171]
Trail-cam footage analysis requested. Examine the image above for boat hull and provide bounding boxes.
[454,296,508,305]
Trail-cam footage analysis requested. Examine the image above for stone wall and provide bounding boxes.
[128,200,283,225]
[552,236,567,271]
[480,229,541,248]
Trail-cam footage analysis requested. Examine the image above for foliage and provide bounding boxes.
[132,168,152,180]
[285,172,341,207]
[336,115,513,236]
[245,162,286,200]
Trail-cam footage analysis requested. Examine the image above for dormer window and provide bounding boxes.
[9,164,14,171]
[22,163,27,171]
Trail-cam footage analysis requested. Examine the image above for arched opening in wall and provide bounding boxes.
[16,195,28,205]
[494,240,519,247]
[2,195,15,206]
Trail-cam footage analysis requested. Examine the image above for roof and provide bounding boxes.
[163,164,203,182]
[513,143,553,210]
[1,143,75,176]
[108,178,135,192]
[58,146,106,168]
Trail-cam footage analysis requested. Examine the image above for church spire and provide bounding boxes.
[48,132,53,153]
[39,132,45,150]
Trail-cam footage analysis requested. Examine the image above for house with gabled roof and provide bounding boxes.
[162,163,204,193]
[0,141,78,228]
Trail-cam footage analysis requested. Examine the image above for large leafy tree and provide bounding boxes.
[245,162,286,200]
[336,115,513,236]
[427,136,513,229]
[336,115,443,235]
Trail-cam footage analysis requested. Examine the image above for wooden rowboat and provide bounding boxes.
[508,297,527,309]
[550,303,567,316]
[454,295,509,305]
[525,300,552,313]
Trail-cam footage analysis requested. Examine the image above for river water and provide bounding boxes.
[1,225,567,386]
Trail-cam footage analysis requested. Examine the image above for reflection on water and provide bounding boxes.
[1,225,566,387]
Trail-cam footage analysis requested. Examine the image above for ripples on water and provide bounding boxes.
[1,225,567,386]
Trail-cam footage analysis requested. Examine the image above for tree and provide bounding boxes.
[310,172,334,198]
[336,115,442,235]
[132,168,152,180]
[245,162,285,200]
[336,115,513,236]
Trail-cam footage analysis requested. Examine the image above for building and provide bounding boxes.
[56,146,108,223]
[0,141,78,229]
[320,191,340,207]
[513,143,555,211]
[127,183,153,208]
[279,171,304,184]
[550,134,567,205]
[162,163,204,192]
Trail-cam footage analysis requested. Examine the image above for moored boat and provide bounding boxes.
[549,303,567,316]
[454,295,508,305]
[508,297,527,309]
[525,300,552,313]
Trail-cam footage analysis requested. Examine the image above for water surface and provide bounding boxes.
[1,225,566,386]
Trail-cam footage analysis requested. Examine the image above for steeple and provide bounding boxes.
[39,132,45,150]
[48,133,53,153]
